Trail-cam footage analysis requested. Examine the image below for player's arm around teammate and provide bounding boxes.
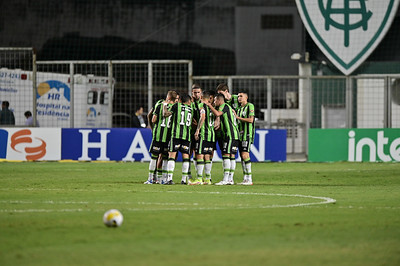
[196,91,216,185]
[144,91,178,185]
[216,83,240,112]
[204,93,239,185]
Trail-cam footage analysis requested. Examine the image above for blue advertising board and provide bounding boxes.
[0,129,8,158]
[61,128,286,162]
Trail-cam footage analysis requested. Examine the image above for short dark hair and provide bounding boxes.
[238,91,249,99]
[180,94,191,103]
[216,83,229,92]
[2,101,10,108]
[202,90,211,99]
[24,111,32,117]
[192,83,202,90]
[215,93,225,102]
[208,90,216,96]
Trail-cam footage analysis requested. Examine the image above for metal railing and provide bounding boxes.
[193,74,400,154]
[1,49,192,128]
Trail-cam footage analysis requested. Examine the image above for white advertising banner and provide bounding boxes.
[1,128,61,161]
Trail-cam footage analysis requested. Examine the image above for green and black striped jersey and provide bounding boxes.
[227,94,240,112]
[237,102,255,142]
[218,103,239,141]
[170,102,193,141]
[215,117,225,140]
[191,99,202,126]
[199,104,215,142]
[152,101,172,143]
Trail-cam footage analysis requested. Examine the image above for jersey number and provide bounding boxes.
[180,111,191,126]
[161,116,172,128]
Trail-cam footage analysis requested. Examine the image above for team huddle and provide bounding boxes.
[144,83,255,186]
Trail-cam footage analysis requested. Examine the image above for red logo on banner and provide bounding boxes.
[11,129,47,160]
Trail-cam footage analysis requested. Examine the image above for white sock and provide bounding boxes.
[196,160,205,179]
[156,169,162,181]
[162,160,168,181]
[167,160,175,181]
[182,160,190,182]
[148,158,157,180]
[229,159,236,182]
[205,161,212,180]
[246,162,252,182]
[223,158,231,181]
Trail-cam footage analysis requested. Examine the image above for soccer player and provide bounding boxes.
[146,98,163,183]
[216,83,240,112]
[144,91,178,184]
[215,83,238,159]
[163,94,193,185]
[186,84,203,184]
[193,90,216,185]
[205,93,240,185]
[235,92,255,185]
[206,89,218,182]
[191,84,203,120]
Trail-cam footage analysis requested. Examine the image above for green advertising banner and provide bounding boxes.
[309,129,400,162]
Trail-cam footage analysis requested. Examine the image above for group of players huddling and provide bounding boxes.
[144,83,255,186]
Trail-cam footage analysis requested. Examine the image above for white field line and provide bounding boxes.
[304,205,400,210]
[0,191,336,213]
[0,200,199,206]
[0,188,110,192]
[0,209,87,213]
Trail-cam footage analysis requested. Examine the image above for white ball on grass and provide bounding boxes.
[103,209,123,227]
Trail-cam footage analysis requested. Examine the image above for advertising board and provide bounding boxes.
[0,128,286,162]
[309,129,400,162]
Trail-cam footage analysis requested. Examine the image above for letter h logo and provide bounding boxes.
[78,129,110,161]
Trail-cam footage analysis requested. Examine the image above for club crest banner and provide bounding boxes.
[296,0,399,75]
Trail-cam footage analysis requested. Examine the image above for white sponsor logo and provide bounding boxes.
[348,130,400,162]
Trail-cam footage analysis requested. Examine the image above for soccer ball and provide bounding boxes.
[103,209,123,227]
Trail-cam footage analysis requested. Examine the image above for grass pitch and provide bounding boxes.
[0,161,399,266]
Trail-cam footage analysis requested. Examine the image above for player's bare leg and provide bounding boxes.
[203,153,212,185]
[190,153,204,185]
[153,153,163,184]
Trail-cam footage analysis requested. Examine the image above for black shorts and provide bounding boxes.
[149,140,169,156]
[221,139,239,155]
[195,139,214,155]
[190,134,197,151]
[239,139,253,153]
[216,136,224,153]
[169,138,191,154]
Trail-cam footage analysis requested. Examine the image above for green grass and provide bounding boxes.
[0,161,400,266]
